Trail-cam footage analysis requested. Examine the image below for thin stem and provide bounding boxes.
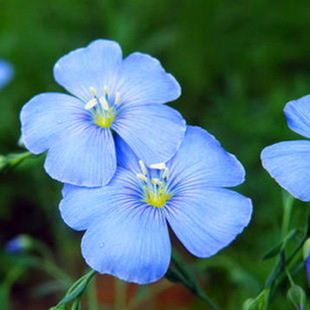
[128,280,172,310]
[169,251,220,310]
[87,276,100,310]
[115,279,127,310]
[285,268,295,286]
[281,191,294,239]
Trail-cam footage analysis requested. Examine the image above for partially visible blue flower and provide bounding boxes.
[0,59,14,89]
[60,126,252,284]
[20,39,185,187]
[5,235,32,253]
[303,238,310,286]
[261,95,310,201]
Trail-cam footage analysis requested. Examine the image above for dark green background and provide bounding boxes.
[1,0,309,309]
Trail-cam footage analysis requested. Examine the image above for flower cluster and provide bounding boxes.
[20,39,253,284]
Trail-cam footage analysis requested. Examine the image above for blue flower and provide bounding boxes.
[261,95,310,201]
[20,39,185,187]
[60,126,252,284]
[0,59,14,89]
[5,235,32,253]
[303,238,310,286]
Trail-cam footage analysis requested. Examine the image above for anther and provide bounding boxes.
[137,173,148,182]
[150,162,166,170]
[114,92,121,105]
[162,167,169,179]
[85,98,98,110]
[103,85,110,96]
[139,160,148,175]
[151,178,164,187]
[99,97,110,110]
[90,86,97,97]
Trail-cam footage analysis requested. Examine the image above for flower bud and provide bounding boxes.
[287,284,306,310]
[5,235,32,253]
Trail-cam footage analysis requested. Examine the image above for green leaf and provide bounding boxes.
[0,151,32,171]
[50,270,96,309]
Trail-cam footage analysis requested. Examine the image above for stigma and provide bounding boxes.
[136,161,172,208]
[85,86,121,128]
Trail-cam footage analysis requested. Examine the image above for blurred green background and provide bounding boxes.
[1,0,310,309]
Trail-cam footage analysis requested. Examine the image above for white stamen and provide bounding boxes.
[114,92,121,105]
[90,86,97,97]
[139,160,148,175]
[151,178,164,187]
[99,97,109,110]
[137,173,148,182]
[162,167,169,179]
[104,85,110,96]
[150,162,166,170]
[85,98,98,110]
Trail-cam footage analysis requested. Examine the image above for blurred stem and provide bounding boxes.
[168,251,220,310]
[87,276,99,310]
[128,280,172,310]
[285,268,295,286]
[281,191,294,239]
[115,279,127,310]
[43,259,72,288]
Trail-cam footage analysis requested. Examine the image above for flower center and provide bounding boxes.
[136,161,172,208]
[84,86,120,128]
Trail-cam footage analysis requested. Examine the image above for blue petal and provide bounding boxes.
[168,126,245,190]
[261,140,310,201]
[112,104,186,165]
[164,188,252,257]
[54,40,122,102]
[284,96,310,139]
[306,251,310,285]
[20,93,86,154]
[114,52,181,106]
[115,134,140,172]
[45,126,116,187]
[0,59,14,89]
[81,203,170,284]
[60,167,140,229]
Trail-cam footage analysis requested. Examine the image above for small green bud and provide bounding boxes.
[287,284,306,310]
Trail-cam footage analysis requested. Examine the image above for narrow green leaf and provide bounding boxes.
[262,229,300,260]
[50,270,96,309]
[0,151,32,171]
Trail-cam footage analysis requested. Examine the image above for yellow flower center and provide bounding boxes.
[93,110,116,128]
[143,186,172,208]
[137,160,172,208]
[84,86,120,129]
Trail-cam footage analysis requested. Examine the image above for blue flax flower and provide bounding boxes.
[20,39,185,186]
[0,59,14,89]
[261,95,310,201]
[60,126,252,284]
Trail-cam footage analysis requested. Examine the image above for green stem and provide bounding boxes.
[87,276,99,310]
[285,268,295,286]
[115,279,127,310]
[281,191,294,239]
